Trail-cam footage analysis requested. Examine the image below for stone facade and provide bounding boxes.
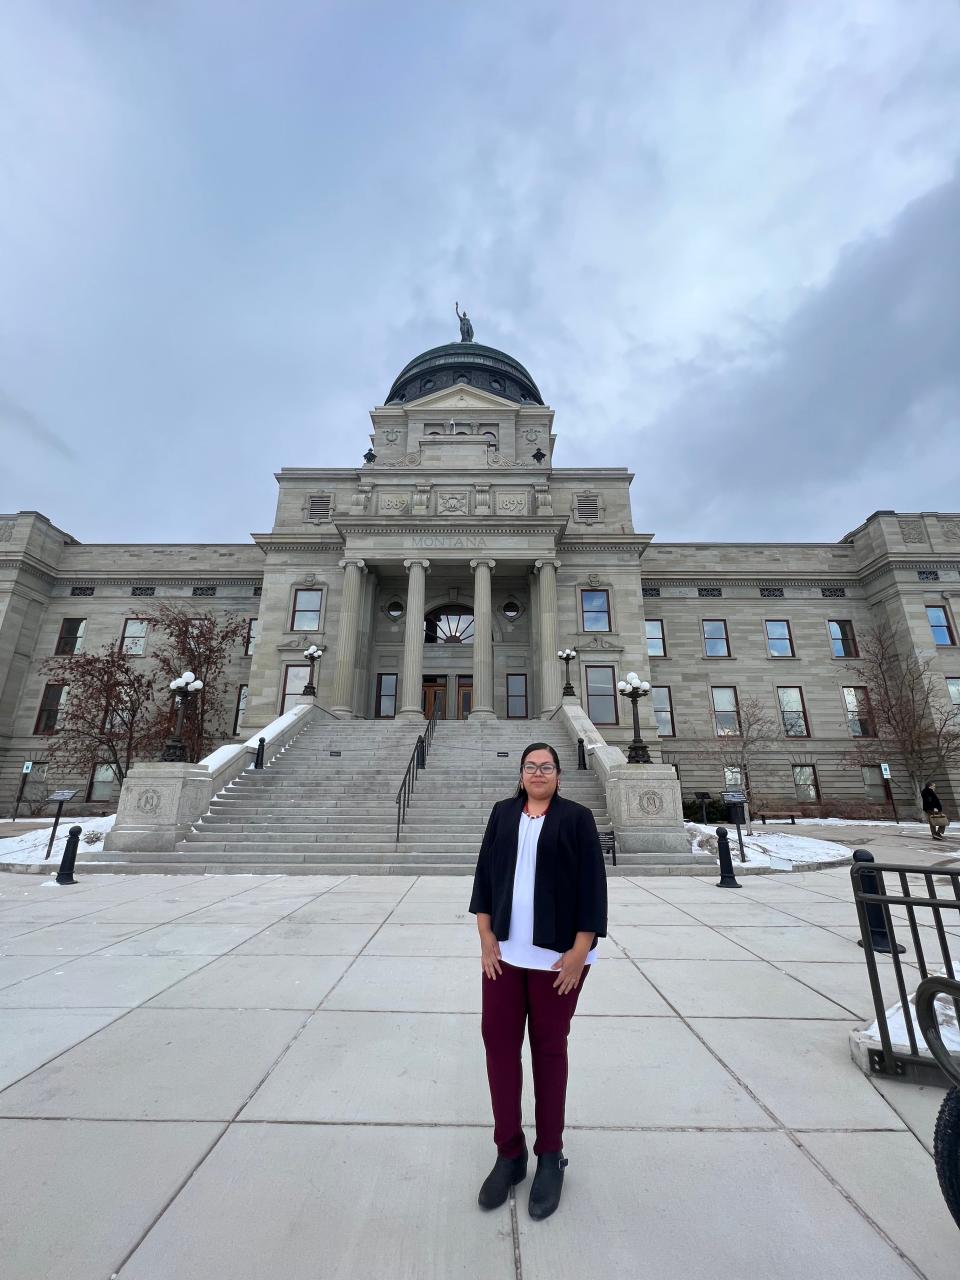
[2,339,960,818]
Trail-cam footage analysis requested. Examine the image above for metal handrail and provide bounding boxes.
[395,701,442,842]
[916,976,960,1088]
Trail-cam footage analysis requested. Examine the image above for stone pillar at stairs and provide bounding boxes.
[535,558,562,717]
[398,558,429,718]
[330,558,366,717]
[469,558,496,719]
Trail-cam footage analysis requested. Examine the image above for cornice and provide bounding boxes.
[640,577,859,589]
[0,559,56,586]
[333,519,568,537]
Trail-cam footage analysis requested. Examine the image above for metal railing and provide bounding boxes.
[395,701,442,842]
[852,856,960,1081]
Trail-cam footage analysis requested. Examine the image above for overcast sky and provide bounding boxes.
[2,1,959,546]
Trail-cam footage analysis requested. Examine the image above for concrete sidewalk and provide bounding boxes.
[0,866,957,1279]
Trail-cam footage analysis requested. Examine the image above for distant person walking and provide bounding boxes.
[469,742,607,1221]
[921,781,948,840]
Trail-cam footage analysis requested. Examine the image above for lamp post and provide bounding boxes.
[303,644,323,697]
[161,671,204,762]
[557,648,577,697]
[617,671,652,764]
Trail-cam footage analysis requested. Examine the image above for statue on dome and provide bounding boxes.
[455,302,474,343]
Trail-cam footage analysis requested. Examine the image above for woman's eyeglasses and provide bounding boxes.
[522,763,557,776]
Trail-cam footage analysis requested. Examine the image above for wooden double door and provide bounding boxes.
[422,675,472,720]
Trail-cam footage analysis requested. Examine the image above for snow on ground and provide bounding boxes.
[760,817,916,828]
[863,975,960,1058]
[686,822,850,870]
[0,816,116,868]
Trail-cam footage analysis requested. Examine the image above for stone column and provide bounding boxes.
[398,558,430,718]
[535,559,562,717]
[330,558,366,717]
[469,558,496,719]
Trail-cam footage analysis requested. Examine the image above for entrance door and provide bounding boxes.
[457,676,473,720]
[422,677,447,720]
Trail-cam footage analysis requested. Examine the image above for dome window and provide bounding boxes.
[501,600,522,621]
[386,600,405,620]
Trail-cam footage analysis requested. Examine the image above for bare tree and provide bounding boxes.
[845,623,960,814]
[39,646,161,789]
[148,604,249,761]
[696,693,782,805]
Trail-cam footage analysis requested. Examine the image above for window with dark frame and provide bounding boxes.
[375,673,398,719]
[34,683,66,735]
[828,619,857,658]
[927,606,956,647]
[765,619,795,657]
[842,686,876,737]
[793,764,820,802]
[280,665,310,714]
[645,619,666,657]
[291,589,323,631]
[777,686,810,737]
[580,589,611,632]
[86,763,115,803]
[55,618,86,656]
[120,618,149,655]
[711,686,740,735]
[724,765,747,790]
[506,673,528,719]
[651,686,674,736]
[232,685,248,736]
[702,619,730,657]
[585,665,618,725]
[948,677,960,707]
[245,618,258,656]
[642,585,660,598]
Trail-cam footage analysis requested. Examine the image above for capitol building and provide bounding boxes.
[2,323,959,824]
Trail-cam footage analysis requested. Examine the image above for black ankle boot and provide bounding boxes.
[478,1147,528,1209]
[528,1152,568,1219]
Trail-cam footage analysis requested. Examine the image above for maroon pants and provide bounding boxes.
[481,959,590,1158]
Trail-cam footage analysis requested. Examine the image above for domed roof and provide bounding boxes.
[386,342,543,406]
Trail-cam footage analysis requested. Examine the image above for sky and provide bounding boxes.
[1,0,959,545]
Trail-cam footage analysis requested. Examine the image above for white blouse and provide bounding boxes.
[498,811,599,971]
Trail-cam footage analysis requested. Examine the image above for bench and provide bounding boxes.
[757,813,799,825]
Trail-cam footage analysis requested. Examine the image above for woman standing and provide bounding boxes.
[469,742,607,1220]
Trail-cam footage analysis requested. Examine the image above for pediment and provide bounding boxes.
[401,385,519,414]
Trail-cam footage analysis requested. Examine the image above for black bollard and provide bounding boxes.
[56,825,82,886]
[254,737,266,769]
[577,737,587,770]
[853,849,906,954]
[716,827,741,889]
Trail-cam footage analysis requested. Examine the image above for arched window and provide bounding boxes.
[424,604,474,645]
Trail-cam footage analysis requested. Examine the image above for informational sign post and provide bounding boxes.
[11,761,34,821]
[721,791,748,862]
[878,764,899,823]
[44,790,79,861]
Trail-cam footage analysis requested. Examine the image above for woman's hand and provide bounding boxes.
[550,949,586,995]
[480,929,503,980]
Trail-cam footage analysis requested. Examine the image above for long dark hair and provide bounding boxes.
[514,741,562,798]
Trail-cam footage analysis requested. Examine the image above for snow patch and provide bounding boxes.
[686,822,850,869]
[862,975,960,1058]
[0,815,116,867]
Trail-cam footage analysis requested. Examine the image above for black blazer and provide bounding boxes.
[468,793,608,954]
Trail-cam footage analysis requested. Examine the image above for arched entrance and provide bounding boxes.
[423,604,474,718]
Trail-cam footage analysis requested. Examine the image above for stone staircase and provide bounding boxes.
[88,716,653,875]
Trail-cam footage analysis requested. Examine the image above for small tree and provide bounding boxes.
[40,646,161,789]
[148,603,248,761]
[696,693,782,806]
[845,623,960,814]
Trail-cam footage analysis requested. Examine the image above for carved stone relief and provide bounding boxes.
[437,491,469,515]
[0,522,14,543]
[899,519,926,544]
[496,491,528,515]
[939,519,960,543]
[378,492,410,514]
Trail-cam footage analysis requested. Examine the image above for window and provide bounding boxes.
[760,587,784,598]
[765,620,794,657]
[724,766,746,790]
[55,618,86,655]
[386,600,405,620]
[585,666,618,725]
[828,619,857,658]
[506,673,528,719]
[291,589,323,631]
[777,687,809,737]
[652,686,674,736]
[192,585,216,597]
[120,618,149,655]
[245,619,258,655]
[861,765,886,802]
[698,586,722,598]
[425,605,474,644]
[793,765,820,803]
[645,619,666,657]
[711,686,740,735]
[702,619,730,657]
[34,683,66,734]
[948,677,960,706]
[86,763,115,803]
[375,673,398,719]
[581,589,611,632]
[281,665,310,714]
[232,685,248,736]
[927,606,955,647]
[501,600,521,620]
[70,585,94,597]
[842,686,875,737]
